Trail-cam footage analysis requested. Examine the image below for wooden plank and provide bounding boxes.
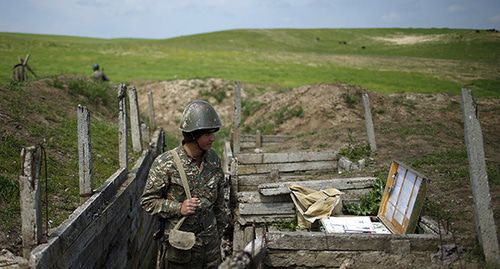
[239,202,296,215]
[238,161,336,175]
[237,151,337,164]
[259,177,376,196]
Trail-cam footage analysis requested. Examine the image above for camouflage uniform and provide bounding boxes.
[141,145,229,269]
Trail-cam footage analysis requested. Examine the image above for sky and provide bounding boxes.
[1,0,500,39]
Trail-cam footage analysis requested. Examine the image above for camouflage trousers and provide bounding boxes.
[158,232,221,269]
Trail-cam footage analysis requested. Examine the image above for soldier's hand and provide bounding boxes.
[180,197,200,215]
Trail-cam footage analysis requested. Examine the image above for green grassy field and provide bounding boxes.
[1,28,499,96]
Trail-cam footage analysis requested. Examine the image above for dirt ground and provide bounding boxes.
[136,78,500,256]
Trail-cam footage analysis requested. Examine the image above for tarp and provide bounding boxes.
[289,184,343,229]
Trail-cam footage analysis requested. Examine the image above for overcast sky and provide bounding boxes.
[1,0,499,39]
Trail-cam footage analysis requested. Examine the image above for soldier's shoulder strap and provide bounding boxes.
[169,149,191,199]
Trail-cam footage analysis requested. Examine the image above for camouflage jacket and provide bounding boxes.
[141,145,229,238]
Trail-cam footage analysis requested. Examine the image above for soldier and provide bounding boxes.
[12,55,36,82]
[141,100,229,269]
[91,63,109,81]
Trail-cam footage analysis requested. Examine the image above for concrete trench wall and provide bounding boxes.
[263,231,468,268]
[29,130,164,269]
[224,135,475,268]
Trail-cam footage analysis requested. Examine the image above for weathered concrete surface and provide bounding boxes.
[28,129,165,269]
[461,88,500,265]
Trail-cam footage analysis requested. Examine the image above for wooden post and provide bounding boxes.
[362,93,377,152]
[233,81,241,154]
[118,83,128,170]
[77,105,93,202]
[19,146,43,258]
[128,86,142,152]
[147,89,156,131]
[255,130,262,148]
[461,88,500,265]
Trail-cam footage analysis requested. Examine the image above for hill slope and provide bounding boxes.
[1,28,499,96]
[0,77,122,254]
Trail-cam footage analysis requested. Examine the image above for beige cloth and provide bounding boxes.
[289,184,343,229]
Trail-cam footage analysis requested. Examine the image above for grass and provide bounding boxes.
[0,78,140,232]
[1,28,499,97]
[344,171,386,216]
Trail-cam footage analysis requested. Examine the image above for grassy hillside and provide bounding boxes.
[0,77,154,253]
[1,28,499,96]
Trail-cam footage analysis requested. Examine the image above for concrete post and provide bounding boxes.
[77,105,93,201]
[141,122,150,148]
[229,158,238,210]
[19,146,43,258]
[461,88,500,265]
[233,81,241,154]
[118,83,128,170]
[128,86,142,152]
[158,128,166,154]
[255,130,262,148]
[362,93,377,152]
[147,90,156,131]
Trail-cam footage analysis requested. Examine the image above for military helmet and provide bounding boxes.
[180,100,222,133]
[92,64,99,71]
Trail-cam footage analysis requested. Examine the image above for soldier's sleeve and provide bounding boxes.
[140,156,182,219]
[214,165,230,236]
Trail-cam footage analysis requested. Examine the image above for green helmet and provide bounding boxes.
[180,100,222,133]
